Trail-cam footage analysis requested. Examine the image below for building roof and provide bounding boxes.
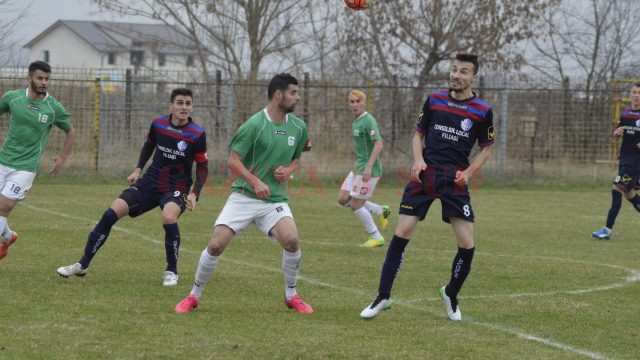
[24,20,196,55]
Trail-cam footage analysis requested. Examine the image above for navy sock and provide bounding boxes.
[628,194,640,213]
[377,235,409,299]
[445,247,475,299]
[80,208,118,268]
[606,190,623,229]
[163,223,180,273]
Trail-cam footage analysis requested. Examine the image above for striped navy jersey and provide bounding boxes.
[416,90,494,167]
[138,115,207,194]
[617,107,640,165]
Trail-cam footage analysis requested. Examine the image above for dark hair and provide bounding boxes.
[633,82,640,88]
[28,61,51,75]
[170,88,193,102]
[268,73,298,100]
[455,53,479,75]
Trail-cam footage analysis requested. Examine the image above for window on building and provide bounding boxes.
[130,50,144,65]
[43,50,49,63]
[158,53,166,67]
[108,53,116,65]
[186,55,194,66]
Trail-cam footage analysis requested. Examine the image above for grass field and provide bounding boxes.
[1,180,639,359]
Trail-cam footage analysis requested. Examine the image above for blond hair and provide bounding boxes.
[348,89,367,102]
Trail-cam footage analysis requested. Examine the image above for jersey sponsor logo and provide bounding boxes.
[488,126,495,141]
[447,101,467,110]
[177,140,188,152]
[288,136,295,146]
[157,144,185,160]
[434,124,470,142]
[274,130,287,135]
[460,118,473,132]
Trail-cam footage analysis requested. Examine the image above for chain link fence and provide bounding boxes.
[0,67,626,184]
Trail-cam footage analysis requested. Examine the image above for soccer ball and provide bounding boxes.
[344,0,370,10]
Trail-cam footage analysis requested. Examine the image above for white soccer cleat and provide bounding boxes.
[360,297,391,319]
[440,286,461,321]
[163,271,179,286]
[57,263,88,277]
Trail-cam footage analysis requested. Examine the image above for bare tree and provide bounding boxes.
[92,0,320,83]
[0,1,31,65]
[529,0,640,91]
[339,0,557,89]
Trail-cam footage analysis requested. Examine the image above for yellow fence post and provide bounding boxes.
[93,77,100,173]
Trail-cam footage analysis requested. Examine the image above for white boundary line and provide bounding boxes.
[23,203,618,360]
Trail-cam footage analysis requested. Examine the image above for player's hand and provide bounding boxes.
[50,155,66,176]
[127,168,142,186]
[410,160,427,183]
[362,167,372,182]
[253,179,271,199]
[454,169,469,187]
[273,166,292,183]
[613,127,624,137]
[186,193,197,212]
[636,142,640,150]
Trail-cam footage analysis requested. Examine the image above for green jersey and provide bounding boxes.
[230,109,309,203]
[352,111,382,177]
[0,89,71,172]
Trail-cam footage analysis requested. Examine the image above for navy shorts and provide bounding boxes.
[613,162,640,193]
[119,186,187,218]
[398,166,474,223]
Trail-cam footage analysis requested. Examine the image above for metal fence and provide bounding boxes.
[0,67,626,184]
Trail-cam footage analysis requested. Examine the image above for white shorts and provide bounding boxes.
[0,164,36,201]
[214,192,294,237]
[340,171,379,200]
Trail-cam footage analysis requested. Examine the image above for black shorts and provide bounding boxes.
[398,166,474,223]
[119,186,187,218]
[613,163,640,193]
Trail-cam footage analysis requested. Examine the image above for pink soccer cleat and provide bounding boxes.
[0,232,18,261]
[284,295,314,314]
[175,294,200,314]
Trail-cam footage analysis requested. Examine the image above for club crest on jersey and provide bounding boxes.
[177,141,188,152]
[274,130,287,135]
[636,120,640,128]
[461,118,473,132]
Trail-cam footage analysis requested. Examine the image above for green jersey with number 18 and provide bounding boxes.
[0,89,71,172]
[230,109,309,203]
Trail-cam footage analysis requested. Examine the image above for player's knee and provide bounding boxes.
[207,242,224,256]
[162,214,179,224]
[280,235,299,252]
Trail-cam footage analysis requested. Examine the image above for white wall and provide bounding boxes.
[28,25,102,67]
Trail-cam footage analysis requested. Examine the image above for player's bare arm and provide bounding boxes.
[455,145,493,187]
[410,131,427,183]
[228,150,270,198]
[50,124,76,176]
[363,140,383,182]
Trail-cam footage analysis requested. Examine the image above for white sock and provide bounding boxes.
[282,249,301,300]
[0,216,12,241]
[354,207,382,239]
[364,201,383,216]
[191,249,219,298]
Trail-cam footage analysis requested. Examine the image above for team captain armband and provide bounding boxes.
[194,151,208,163]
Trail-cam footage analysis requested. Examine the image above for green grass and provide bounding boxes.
[1,181,639,359]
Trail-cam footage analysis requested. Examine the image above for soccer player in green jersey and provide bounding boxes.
[338,89,390,248]
[176,73,314,314]
[0,61,75,261]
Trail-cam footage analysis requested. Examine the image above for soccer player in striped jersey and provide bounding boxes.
[361,54,494,321]
[57,88,208,286]
[338,90,390,248]
[0,61,76,261]
[592,83,640,240]
[175,73,314,314]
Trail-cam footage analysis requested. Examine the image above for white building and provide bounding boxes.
[24,20,198,71]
